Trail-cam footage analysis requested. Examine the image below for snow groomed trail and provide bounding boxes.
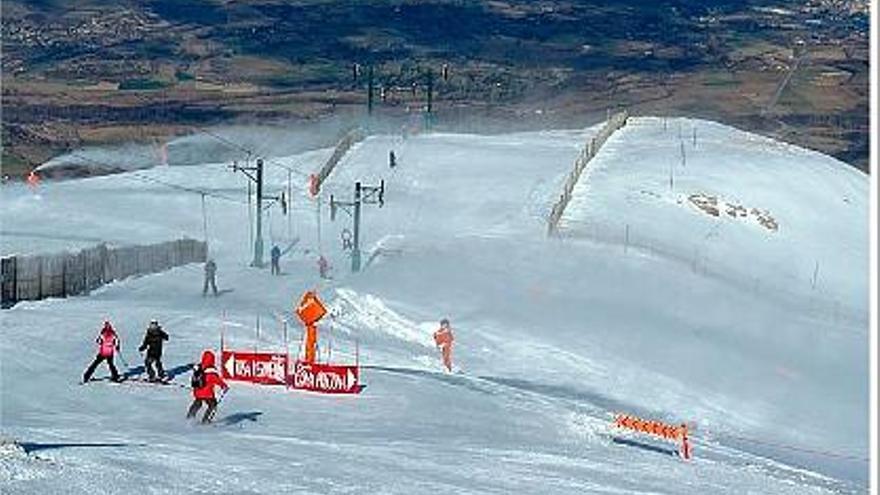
[1,118,869,494]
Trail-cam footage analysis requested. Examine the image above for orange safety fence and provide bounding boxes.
[614,413,872,464]
[613,413,692,460]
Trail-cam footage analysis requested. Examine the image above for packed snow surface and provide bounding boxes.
[0,117,869,494]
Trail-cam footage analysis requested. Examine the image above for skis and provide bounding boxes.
[81,376,188,389]
[127,376,185,388]
[81,361,194,387]
[186,389,231,427]
[128,375,172,384]
[204,389,228,423]
[79,376,126,385]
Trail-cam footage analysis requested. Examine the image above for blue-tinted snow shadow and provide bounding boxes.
[122,365,144,378]
[366,366,499,397]
[612,437,678,457]
[216,411,263,426]
[122,362,194,379]
[165,362,195,379]
[366,366,653,416]
[476,375,640,413]
[19,442,145,453]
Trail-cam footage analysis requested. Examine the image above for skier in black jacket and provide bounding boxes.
[138,319,169,381]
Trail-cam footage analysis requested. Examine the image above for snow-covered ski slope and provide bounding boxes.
[0,117,869,494]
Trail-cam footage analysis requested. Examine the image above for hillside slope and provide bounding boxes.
[0,118,869,493]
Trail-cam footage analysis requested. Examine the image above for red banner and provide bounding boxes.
[221,350,289,385]
[289,360,361,394]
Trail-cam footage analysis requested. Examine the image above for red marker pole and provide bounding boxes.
[680,424,692,460]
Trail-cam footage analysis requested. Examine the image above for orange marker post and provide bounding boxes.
[295,290,327,364]
[679,424,692,460]
[304,324,318,363]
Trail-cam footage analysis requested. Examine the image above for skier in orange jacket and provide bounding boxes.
[433,318,454,372]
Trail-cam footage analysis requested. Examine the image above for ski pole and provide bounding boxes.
[207,388,228,423]
[117,351,130,369]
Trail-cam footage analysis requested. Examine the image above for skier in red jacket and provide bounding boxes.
[187,350,229,423]
[82,320,121,383]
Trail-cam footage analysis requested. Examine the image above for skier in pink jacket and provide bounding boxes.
[82,320,121,383]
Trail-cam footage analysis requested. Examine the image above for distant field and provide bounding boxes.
[0,0,869,174]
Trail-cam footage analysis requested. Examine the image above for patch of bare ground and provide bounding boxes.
[688,193,779,232]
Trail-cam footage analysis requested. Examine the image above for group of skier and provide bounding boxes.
[271,247,332,279]
[82,319,168,383]
[82,319,228,424]
[81,312,454,424]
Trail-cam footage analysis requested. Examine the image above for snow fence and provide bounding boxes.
[312,127,366,194]
[0,238,207,308]
[547,110,628,236]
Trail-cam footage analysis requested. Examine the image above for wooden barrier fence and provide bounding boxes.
[547,110,629,236]
[1,238,207,308]
[310,127,366,196]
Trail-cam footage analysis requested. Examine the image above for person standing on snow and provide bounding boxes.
[203,259,218,296]
[138,319,169,381]
[433,318,455,373]
[83,320,122,383]
[317,254,330,279]
[187,350,229,423]
[270,245,281,275]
